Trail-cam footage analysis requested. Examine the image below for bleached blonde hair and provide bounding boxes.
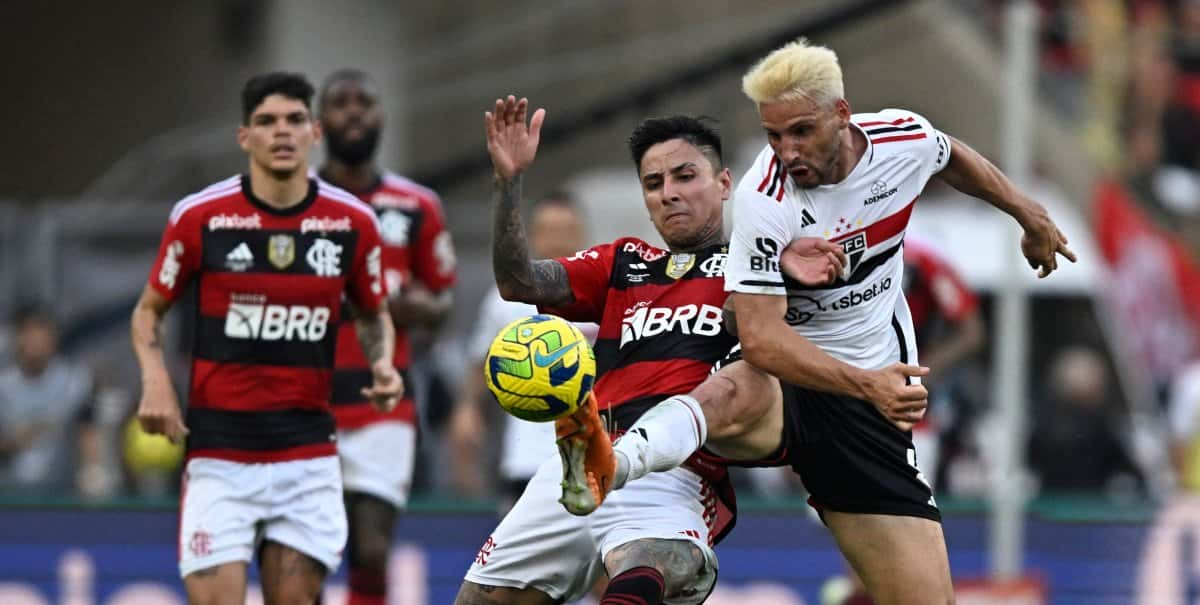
[741,38,844,107]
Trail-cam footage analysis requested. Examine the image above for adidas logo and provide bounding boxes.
[225,242,254,272]
[801,209,816,228]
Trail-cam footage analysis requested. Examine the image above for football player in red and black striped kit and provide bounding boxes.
[131,72,403,605]
[317,69,456,605]
[457,99,843,605]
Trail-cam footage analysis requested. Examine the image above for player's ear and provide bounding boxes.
[236,126,250,151]
[835,98,851,127]
[311,117,323,143]
[718,167,733,201]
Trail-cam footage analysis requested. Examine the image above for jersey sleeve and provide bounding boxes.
[147,209,202,301]
[409,193,457,293]
[347,215,388,311]
[725,169,794,297]
[537,241,617,323]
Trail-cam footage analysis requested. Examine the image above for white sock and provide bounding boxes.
[612,395,707,490]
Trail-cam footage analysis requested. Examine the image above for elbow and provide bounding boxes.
[738,331,773,370]
[496,281,522,302]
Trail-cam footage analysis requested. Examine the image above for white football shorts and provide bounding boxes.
[464,453,719,604]
[178,455,346,578]
[338,421,416,508]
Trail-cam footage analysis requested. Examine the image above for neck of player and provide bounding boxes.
[832,125,869,184]
[319,159,379,194]
[248,162,311,209]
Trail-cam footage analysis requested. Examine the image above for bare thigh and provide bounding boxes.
[453,581,560,605]
[824,510,954,605]
[698,360,782,462]
[183,561,248,605]
[258,541,327,605]
[604,538,705,597]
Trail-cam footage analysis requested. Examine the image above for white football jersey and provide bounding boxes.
[725,108,951,370]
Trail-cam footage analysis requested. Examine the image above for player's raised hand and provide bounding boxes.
[484,95,546,180]
[136,381,188,444]
[1019,201,1077,278]
[362,360,404,413]
[780,237,847,286]
[862,363,930,431]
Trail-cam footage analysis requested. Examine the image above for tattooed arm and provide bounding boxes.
[353,304,404,411]
[130,285,188,442]
[485,95,574,307]
[491,174,573,306]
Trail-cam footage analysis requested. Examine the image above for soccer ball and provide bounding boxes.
[485,314,596,422]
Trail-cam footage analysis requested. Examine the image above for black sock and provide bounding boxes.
[600,566,666,605]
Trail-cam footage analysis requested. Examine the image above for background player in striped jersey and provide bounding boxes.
[603,39,1078,605]
[317,68,457,605]
[131,72,403,605]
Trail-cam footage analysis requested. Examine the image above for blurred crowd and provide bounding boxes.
[3,0,1200,513]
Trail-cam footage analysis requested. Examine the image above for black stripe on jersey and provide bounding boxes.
[330,368,413,405]
[194,315,337,368]
[740,279,786,287]
[186,407,335,452]
[786,241,902,291]
[765,161,786,198]
[610,244,727,290]
[864,123,923,136]
[202,229,360,277]
[891,315,912,386]
[593,331,736,377]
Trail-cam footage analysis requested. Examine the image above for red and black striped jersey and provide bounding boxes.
[541,238,735,430]
[147,175,386,462]
[326,172,457,429]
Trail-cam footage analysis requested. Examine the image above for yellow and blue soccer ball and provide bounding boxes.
[485,314,596,422]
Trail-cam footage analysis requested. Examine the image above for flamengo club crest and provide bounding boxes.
[666,253,695,279]
[268,234,295,269]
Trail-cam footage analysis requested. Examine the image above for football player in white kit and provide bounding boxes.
[592,39,1077,605]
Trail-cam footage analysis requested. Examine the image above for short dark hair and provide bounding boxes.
[533,189,578,212]
[11,301,54,329]
[628,116,723,172]
[318,68,375,110]
[241,71,315,124]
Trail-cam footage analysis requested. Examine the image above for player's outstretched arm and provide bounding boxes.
[733,292,929,430]
[130,286,188,443]
[353,303,404,412]
[484,95,573,307]
[936,137,1077,278]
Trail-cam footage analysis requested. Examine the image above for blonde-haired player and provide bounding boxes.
[586,38,1077,604]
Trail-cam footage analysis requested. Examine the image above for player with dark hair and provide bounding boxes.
[454,97,888,605]
[316,68,457,605]
[132,70,403,605]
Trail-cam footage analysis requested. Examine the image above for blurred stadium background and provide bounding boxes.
[2,0,1200,603]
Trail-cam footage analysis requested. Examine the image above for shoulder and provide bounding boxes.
[377,172,443,211]
[610,237,668,263]
[855,108,946,157]
[316,180,382,229]
[167,175,243,225]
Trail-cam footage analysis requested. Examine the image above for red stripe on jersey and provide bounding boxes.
[831,198,917,246]
[188,358,333,412]
[757,156,778,193]
[858,116,916,128]
[331,400,416,428]
[871,133,927,144]
[593,359,716,413]
[186,443,337,463]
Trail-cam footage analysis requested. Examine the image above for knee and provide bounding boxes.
[605,540,706,597]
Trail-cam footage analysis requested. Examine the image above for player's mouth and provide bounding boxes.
[664,211,689,223]
[269,144,297,158]
[787,164,813,179]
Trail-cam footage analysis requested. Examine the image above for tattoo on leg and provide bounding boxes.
[606,539,705,595]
